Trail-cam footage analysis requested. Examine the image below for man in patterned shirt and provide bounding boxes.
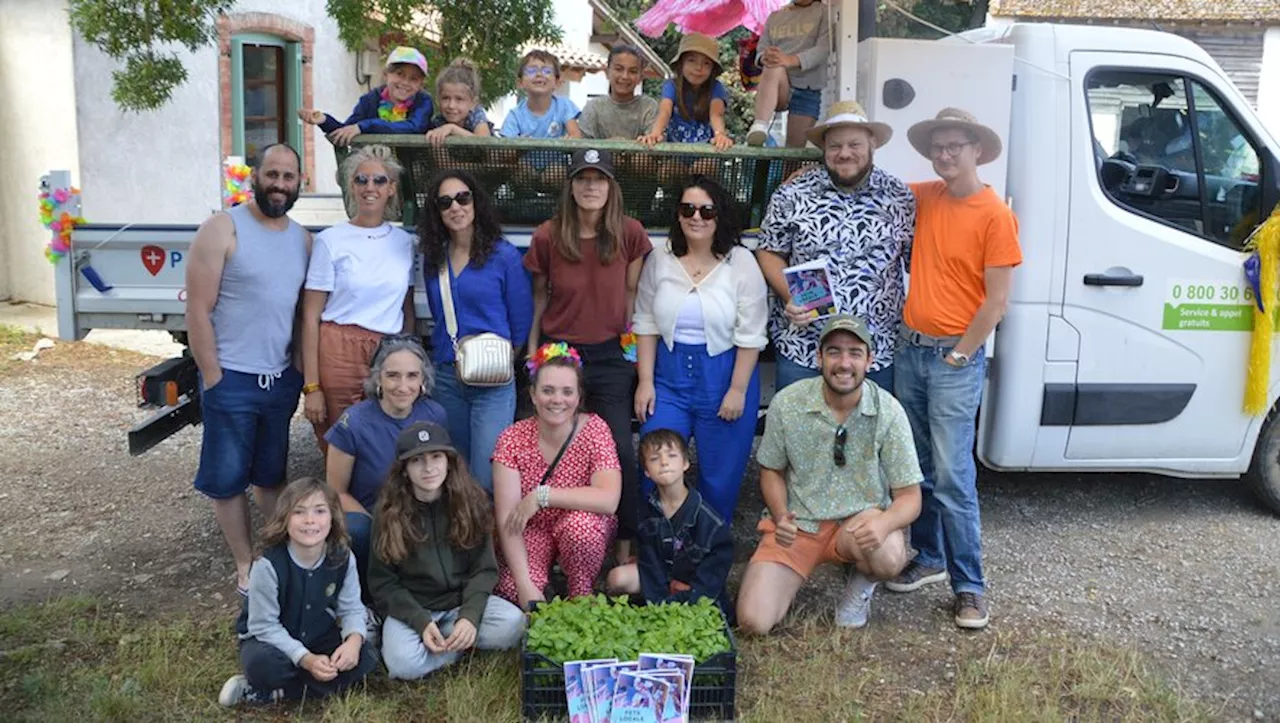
[756,100,915,395]
[736,315,922,634]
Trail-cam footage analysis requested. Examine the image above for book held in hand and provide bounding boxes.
[783,257,840,321]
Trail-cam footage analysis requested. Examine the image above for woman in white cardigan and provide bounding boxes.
[632,176,769,522]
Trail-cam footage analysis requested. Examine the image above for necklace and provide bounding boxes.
[353,222,393,240]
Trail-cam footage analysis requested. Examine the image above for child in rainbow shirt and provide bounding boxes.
[301,47,435,146]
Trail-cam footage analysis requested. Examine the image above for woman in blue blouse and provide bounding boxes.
[420,170,533,493]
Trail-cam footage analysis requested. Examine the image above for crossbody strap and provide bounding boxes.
[437,260,459,346]
[539,415,580,487]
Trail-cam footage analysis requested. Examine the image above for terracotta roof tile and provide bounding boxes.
[521,42,609,71]
[989,0,1280,21]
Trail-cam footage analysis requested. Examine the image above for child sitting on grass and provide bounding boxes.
[370,423,526,680]
[425,57,492,145]
[299,46,434,146]
[606,429,734,618]
[745,0,830,148]
[219,477,376,707]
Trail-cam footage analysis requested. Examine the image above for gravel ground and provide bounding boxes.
[2,339,1279,719]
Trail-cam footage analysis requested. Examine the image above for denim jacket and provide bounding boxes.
[637,487,733,616]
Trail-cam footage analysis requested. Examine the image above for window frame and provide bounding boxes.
[230,32,303,161]
[1084,65,1272,251]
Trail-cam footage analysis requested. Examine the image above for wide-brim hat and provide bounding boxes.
[907,107,1002,165]
[670,33,723,75]
[804,100,892,149]
[568,148,616,179]
[396,422,455,460]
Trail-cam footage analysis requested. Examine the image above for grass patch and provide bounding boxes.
[0,596,1211,722]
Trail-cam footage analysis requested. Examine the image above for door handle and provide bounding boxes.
[1083,272,1144,287]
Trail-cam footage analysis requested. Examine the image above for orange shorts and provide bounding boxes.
[750,518,856,579]
[750,516,908,579]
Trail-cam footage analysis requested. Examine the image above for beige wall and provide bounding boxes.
[0,0,80,305]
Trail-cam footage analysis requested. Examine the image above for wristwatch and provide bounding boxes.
[947,350,970,366]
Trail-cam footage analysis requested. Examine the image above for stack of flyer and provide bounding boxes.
[564,653,694,723]
[783,257,840,321]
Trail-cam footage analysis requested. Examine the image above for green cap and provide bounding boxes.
[818,314,874,349]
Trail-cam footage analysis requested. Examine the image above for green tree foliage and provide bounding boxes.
[325,0,561,103]
[68,0,236,112]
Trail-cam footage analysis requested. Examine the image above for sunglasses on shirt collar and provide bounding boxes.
[435,191,474,211]
[834,426,847,467]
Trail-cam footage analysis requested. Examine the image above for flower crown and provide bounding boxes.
[526,342,583,377]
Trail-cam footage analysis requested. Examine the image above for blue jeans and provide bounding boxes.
[345,511,373,596]
[788,86,822,119]
[432,366,516,493]
[775,355,894,396]
[641,343,760,522]
[893,343,987,595]
[193,367,302,499]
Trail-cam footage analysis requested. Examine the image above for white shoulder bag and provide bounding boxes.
[438,261,514,387]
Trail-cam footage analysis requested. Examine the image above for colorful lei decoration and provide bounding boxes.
[223,157,252,207]
[620,325,638,364]
[526,342,584,377]
[378,87,412,122]
[39,187,86,264]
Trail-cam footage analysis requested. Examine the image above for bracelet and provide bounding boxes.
[302,382,322,394]
[536,485,551,509]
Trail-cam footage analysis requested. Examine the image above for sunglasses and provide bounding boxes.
[523,66,556,78]
[678,203,718,220]
[833,426,847,467]
[435,191,473,210]
[354,173,390,186]
[928,141,974,159]
[371,332,425,365]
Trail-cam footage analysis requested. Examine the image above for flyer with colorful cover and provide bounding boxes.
[783,257,840,320]
[636,669,686,723]
[585,661,639,723]
[565,659,617,723]
[638,653,695,715]
[610,671,673,723]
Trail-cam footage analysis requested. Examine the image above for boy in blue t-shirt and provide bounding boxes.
[501,50,581,187]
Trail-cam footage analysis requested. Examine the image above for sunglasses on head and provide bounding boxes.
[678,203,718,220]
[435,191,473,210]
[354,173,390,187]
[833,426,847,467]
[371,332,424,365]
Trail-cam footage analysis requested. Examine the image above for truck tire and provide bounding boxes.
[1246,407,1280,515]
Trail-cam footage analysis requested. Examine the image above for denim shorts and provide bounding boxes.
[193,367,303,499]
[789,87,822,119]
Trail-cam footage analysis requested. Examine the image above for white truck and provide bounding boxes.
[53,16,1280,511]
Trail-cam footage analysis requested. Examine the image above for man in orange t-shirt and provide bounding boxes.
[885,108,1021,631]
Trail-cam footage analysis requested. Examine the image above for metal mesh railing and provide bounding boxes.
[341,136,820,229]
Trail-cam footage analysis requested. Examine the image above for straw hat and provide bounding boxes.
[804,100,892,148]
[907,107,1002,165]
[671,33,723,75]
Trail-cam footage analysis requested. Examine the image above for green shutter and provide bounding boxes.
[286,41,303,157]
[230,37,246,157]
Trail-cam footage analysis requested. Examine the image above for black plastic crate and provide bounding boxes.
[520,625,738,722]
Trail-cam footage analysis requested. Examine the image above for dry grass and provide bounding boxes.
[0,596,1212,722]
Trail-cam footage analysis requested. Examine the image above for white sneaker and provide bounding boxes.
[835,572,878,628]
[746,121,770,147]
[218,675,251,707]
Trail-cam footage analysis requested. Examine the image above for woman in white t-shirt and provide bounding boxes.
[631,176,768,522]
[301,145,417,445]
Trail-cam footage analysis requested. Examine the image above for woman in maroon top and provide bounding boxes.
[524,147,651,559]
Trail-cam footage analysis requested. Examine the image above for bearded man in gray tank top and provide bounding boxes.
[185,144,312,596]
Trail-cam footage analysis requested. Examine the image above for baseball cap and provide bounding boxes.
[818,314,874,349]
[568,148,616,179]
[385,46,429,77]
[395,422,455,460]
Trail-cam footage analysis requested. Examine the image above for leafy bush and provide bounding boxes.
[526,595,731,665]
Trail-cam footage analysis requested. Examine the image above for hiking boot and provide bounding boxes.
[746,121,770,147]
[884,561,948,593]
[218,675,284,706]
[954,592,990,630]
[835,571,877,628]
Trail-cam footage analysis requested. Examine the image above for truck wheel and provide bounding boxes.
[1247,408,1280,515]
